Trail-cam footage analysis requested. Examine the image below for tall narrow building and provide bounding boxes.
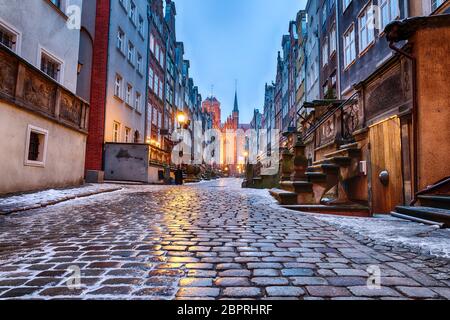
[86,0,149,182]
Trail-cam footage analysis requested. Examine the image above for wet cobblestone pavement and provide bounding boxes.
[0,179,449,300]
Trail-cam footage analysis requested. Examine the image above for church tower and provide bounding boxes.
[232,85,239,129]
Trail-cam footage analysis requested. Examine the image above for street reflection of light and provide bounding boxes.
[161,189,200,225]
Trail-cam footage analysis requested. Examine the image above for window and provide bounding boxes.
[343,25,356,68]
[138,15,144,35]
[126,84,133,105]
[322,38,328,67]
[125,127,131,143]
[149,68,154,90]
[359,4,375,52]
[380,0,400,30]
[117,28,125,52]
[154,74,159,96]
[40,50,62,82]
[343,0,352,11]
[119,0,127,11]
[137,53,143,74]
[152,107,158,125]
[0,21,20,53]
[330,25,336,55]
[50,0,61,8]
[159,49,164,66]
[114,74,123,98]
[155,43,160,61]
[150,34,155,53]
[432,0,444,11]
[129,1,136,24]
[113,122,121,142]
[159,80,164,99]
[135,92,142,112]
[25,125,48,167]
[127,41,135,64]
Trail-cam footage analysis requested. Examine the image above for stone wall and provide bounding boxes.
[0,101,86,195]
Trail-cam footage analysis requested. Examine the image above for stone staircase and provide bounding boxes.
[270,137,369,217]
[391,176,450,228]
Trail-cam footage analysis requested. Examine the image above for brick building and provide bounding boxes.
[202,96,221,129]
[86,0,149,182]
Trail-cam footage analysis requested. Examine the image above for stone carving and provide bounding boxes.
[0,51,17,97]
[60,92,82,124]
[342,103,360,141]
[365,66,403,120]
[319,117,335,145]
[23,70,55,114]
[0,47,89,131]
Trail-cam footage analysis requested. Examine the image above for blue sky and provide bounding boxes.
[175,0,307,123]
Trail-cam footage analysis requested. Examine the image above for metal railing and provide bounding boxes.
[301,92,359,142]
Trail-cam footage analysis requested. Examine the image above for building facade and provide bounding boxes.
[264,0,450,215]
[0,0,90,195]
[202,96,221,129]
[86,0,149,181]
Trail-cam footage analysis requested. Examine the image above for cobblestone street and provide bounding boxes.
[0,179,449,300]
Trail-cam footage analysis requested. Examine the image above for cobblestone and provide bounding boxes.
[0,179,448,300]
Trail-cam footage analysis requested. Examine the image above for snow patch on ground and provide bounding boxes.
[0,184,122,214]
[313,214,450,259]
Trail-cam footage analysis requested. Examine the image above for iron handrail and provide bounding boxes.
[302,92,359,141]
[410,176,450,206]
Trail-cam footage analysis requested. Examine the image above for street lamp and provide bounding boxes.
[177,113,186,125]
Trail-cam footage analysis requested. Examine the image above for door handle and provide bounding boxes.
[379,170,389,186]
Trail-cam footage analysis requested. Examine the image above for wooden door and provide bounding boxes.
[369,116,404,213]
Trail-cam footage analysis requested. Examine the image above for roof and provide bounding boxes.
[385,14,450,43]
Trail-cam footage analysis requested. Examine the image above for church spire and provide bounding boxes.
[233,80,239,113]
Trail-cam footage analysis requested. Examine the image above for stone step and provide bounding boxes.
[269,189,298,206]
[313,156,352,167]
[325,147,361,159]
[307,164,340,173]
[418,195,450,210]
[339,142,358,150]
[280,181,313,193]
[306,172,327,183]
[395,206,450,228]
[282,204,371,217]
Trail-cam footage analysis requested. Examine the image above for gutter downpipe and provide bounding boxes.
[388,41,418,199]
[335,0,341,100]
[145,7,152,147]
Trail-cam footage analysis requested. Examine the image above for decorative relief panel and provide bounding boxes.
[0,46,89,132]
[319,116,336,146]
[342,102,361,140]
[364,61,412,121]
[23,69,56,114]
[0,50,17,97]
[60,92,82,124]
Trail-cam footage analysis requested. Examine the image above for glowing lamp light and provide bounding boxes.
[177,113,186,124]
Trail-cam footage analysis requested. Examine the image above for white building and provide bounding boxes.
[0,0,89,194]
